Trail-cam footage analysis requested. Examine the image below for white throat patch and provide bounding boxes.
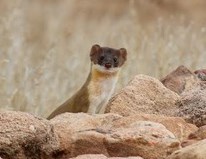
[92,64,120,74]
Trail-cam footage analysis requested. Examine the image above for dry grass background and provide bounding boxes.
[0,0,206,117]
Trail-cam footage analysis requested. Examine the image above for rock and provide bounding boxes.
[181,125,206,147]
[177,82,206,127]
[105,74,180,117]
[104,121,179,159]
[167,139,206,159]
[71,154,143,159]
[51,113,180,159]
[112,114,197,141]
[0,111,59,159]
[50,113,105,158]
[188,125,206,140]
[160,65,199,94]
[194,69,206,81]
[50,113,121,158]
[181,139,198,148]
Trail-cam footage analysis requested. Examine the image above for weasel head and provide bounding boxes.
[90,44,127,74]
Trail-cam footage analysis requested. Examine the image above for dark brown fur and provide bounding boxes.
[90,44,127,67]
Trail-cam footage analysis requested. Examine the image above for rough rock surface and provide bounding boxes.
[167,139,206,159]
[177,82,206,127]
[0,111,59,159]
[104,121,179,159]
[50,113,180,159]
[112,114,197,141]
[160,65,199,94]
[105,74,180,117]
[71,154,143,159]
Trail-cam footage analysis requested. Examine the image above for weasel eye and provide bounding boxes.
[98,56,104,64]
[113,57,118,63]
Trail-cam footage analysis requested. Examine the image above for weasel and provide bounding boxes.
[47,44,127,119]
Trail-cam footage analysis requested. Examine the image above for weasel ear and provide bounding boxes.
[90,44,101,57]
[119,48,127,61]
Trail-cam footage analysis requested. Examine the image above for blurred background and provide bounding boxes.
[0,0,206,117]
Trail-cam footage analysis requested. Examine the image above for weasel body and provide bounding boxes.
[47,44,127,119]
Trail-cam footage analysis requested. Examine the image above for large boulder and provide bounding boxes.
[0,111,59,159]
[167,139,206,159]
[71,154,143,159]
[160,65,199,94]
[177,82,206,127]
[105,74,180,117]
[50,113,180,159]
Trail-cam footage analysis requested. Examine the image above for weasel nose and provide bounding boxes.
[105,63,112,69]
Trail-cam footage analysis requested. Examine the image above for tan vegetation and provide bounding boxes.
[0,0,206,117]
